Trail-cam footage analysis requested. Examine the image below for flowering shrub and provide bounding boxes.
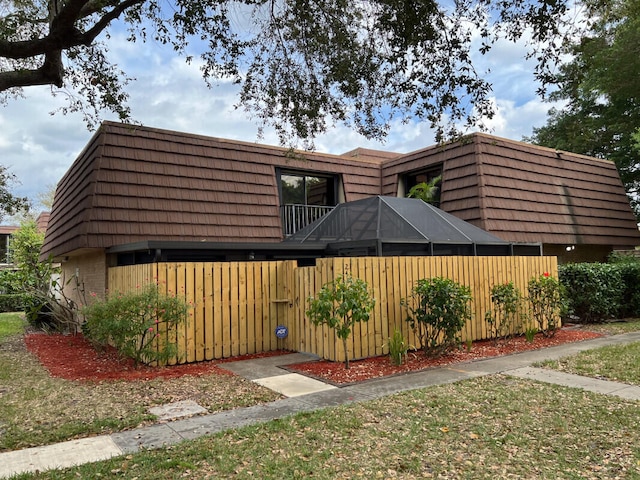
[528,273,566,337]
[402,277,472,357]
[82,284,189,366]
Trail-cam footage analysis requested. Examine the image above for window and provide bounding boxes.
[0,234,10,264]
[279,172,338,207]
[403,166,443,207]
[278,170,340,235]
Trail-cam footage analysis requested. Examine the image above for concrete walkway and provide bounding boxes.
[3,331,640,478]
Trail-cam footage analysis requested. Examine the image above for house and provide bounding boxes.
[41,122,640,302]
[0,212,50,267]
[0,226,18,266]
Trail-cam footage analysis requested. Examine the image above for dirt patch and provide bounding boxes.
[286,328,604,385]
[24,333,288,382]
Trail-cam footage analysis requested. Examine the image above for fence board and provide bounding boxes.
[108,256,558,364]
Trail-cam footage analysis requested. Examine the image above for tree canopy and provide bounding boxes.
[2,0,577,145]
[526,0,640,213]
[0,165,29,222]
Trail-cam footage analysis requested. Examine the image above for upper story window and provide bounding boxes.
[279,171,338,207]
[402,166,443,207]
[278,170,341,236]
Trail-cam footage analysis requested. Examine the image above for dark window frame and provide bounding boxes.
[276,168,340,207]
[403,164,444,206]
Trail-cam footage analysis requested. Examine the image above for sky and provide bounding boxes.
[0,17,564,214]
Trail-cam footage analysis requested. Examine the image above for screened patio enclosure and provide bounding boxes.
[285,196,541,257]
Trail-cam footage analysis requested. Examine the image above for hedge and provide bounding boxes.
[559,262,640,322]
[0,294,25,313]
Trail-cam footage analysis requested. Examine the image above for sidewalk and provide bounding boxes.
[3,331,640,478]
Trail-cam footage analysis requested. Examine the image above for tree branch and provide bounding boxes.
[0,0,144,59]
[0,0,145,91]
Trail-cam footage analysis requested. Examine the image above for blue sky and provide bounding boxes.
[0,21,562,213]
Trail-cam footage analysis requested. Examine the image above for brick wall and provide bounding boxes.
[60,250,107,309]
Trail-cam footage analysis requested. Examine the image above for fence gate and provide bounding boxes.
[108,255,558,364]
[108,261,298,364]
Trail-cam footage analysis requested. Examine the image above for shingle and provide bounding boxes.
[42,122,383,258]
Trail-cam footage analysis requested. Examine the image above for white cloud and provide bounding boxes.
[0,18,561,211]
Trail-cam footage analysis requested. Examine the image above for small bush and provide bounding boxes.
[307,274,375,369]
[558,263,623,322]
[82,284,189,366]
[402,277,472,357]
[0,269,22,294]
[385,329,412,366]
[484,282,526,343]
[528,274,566,337]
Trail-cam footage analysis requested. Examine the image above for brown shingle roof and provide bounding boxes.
[42,122,383,259]
[42,126,640,260]
[381,133,639,247]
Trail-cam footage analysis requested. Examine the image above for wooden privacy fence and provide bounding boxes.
[107,255,557,364]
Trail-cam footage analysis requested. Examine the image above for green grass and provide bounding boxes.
[538,318,640,385]
[540,341,640,385]
[0,312,25,339]
[0,312,280,452]
[11,375,640,479]
[582,318,640,335]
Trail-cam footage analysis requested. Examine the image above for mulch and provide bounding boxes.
[23,333,285,382]
[23,328,603,384]
[286,328,604,385]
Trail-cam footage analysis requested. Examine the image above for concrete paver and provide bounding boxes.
[148,399,208,421]
[508,366,640,400]
[0,436,122,478]
[3,331,640,478]
[254,372,337,397]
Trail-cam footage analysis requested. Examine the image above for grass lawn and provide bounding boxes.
[537,318,640,385]
[540,341,640,386]
[4,313,640,478]
[540,319,640,385]
[0,312,25,339]
[11,375,640,479]
[0,313,280,452]
[577,318,640,335]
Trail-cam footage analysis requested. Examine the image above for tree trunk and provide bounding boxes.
[343,337,350,369]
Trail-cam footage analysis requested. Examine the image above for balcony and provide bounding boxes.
[281,204,335,236]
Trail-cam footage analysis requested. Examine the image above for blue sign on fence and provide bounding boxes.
[275,325,288,339]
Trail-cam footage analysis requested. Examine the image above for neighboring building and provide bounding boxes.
[0,212,50,267]
[41,122,640,300]
[0,226,18,267]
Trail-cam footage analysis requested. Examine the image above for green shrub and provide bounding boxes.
[484,282,526,343]
[528,274,566,337]
[0,294,24,312]
[8,221,60,329]
[402,277,472,357]
[614,263,640,318]
[0,269,22,294]
[306,274,375,369]
[558,263,623,322]
[82,284,189,367]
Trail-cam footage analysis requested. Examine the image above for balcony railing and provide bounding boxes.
[281,204,335,236]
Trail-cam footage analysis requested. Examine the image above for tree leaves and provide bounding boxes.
[527,0,640,215]
[2,0,580,145]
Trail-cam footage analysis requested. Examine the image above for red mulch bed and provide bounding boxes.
[23,333,287,383]
[286,328,604,385]
[24,328,603,384]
